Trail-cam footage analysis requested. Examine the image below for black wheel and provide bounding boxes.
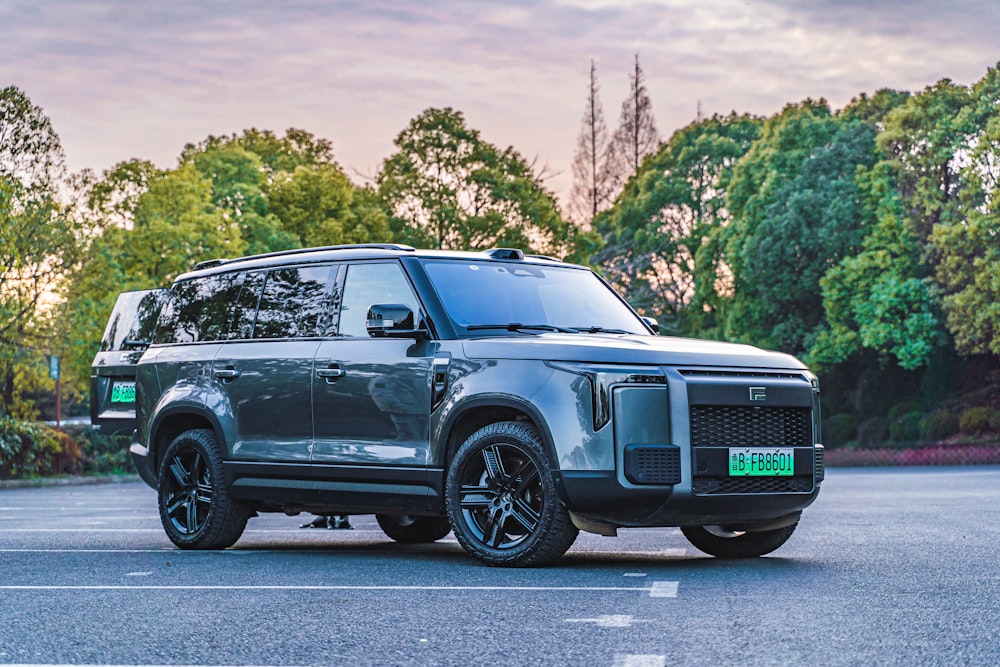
[157,429,250,550]
[445,421,578,567]
[376,514,452,543]
[681,522,798,558]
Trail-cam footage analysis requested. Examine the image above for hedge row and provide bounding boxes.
[826,443,1000,467]
[0,418,133,479]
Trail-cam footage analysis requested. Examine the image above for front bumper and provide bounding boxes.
[560,444,824,528]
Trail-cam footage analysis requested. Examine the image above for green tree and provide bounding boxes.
[185,129,389,253]
[60,163,239,392]
[931,64,1000,354]
[594,113,760,333]
[378,108,589,260]
[269,164,390,248]
[812,162,941,370]
[0,86,78,417]
[722,100,878,357]
[188,144,297,255]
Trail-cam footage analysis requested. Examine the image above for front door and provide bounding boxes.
[312,261,433,466]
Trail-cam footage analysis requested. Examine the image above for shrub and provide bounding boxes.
[889,411,924,443]
[857,417,889,448]
[920,410,959,441]
[74,428,134,474]
[888,401,921,422]
[959,407,992,437]
[0,417,82,479]
[823,413,857,448]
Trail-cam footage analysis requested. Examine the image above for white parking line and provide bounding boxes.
[613,655,666,667]
[650,581,679,597]
[566,614,651,628]
[0,584,669,593]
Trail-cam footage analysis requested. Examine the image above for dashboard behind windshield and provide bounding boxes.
[420,259,650,335]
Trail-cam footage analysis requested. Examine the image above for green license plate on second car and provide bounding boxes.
[729,448,794,476]
[110,381,136,404]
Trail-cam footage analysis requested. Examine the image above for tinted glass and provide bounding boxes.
[154,273,242,344]
[339,262,421,337]
[253,265,336,339]
[228,271,266,340]
[100,289,168,351]
[421,259,648,334]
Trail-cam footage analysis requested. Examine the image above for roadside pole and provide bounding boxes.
[49,355,60,430]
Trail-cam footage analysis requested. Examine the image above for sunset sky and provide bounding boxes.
[4,0,999,203]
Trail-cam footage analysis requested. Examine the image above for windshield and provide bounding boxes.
[420,259,649,335]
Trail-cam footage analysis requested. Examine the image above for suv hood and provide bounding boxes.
[462,333,805,370]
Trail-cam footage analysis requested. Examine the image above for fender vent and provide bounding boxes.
[624,445,681,485]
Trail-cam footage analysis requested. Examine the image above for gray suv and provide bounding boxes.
[100,243,824,566]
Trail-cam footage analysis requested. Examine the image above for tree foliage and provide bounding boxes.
[378,107,590,260]
[0,87,78,417]
[594,113,760,332]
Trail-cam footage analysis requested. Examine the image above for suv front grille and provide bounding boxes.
[690,405,812,448]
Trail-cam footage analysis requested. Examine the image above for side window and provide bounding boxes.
[228,271,266,340]
[154,273,241,344]
[100,289,167,351]
[339,262,421,338]
[253,265,336,339]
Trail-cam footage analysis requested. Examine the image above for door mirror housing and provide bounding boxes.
[366,304,425,338]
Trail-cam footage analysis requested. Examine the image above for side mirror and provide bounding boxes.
[641,316,660,334]
[366,304,425,338]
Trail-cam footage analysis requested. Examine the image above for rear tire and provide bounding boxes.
[376,514,452,543]
[445,421,578,567]
[681,522,798,558]
[157,429,249,550]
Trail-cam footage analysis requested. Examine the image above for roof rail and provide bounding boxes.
[192,258,229,270]
[191,243,415,271]
[524,253,563,263]
[483,248,524,260]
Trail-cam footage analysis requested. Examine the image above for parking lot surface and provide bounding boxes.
[1,467,998,666]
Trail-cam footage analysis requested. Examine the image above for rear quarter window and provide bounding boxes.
[100,289,168,351]
[154,273,242,344]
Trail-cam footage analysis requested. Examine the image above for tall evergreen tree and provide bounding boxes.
[605,54,660,200]
[569,60,611,227]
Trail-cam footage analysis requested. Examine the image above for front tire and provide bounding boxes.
[445,421,578,567]
[376,514,452,543]
[681,523,798,558]
[157,429,249,550]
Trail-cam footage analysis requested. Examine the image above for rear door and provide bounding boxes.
[90,289,167,435]
[212,265,337,462]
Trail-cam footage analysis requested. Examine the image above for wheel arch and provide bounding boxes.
[437,396,559,472]
[149,406,226,475]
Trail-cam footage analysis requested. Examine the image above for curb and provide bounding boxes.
[0,474,142,489]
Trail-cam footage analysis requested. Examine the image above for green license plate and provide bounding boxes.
[729,448,794,476]
[110,381,136,404]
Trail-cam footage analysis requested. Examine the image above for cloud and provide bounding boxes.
[1,0,998,201]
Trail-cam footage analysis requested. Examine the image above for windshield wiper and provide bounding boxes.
[569,326,632,334]
[467,323,578,334]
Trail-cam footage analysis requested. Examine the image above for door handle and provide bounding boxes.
[214,367,240,380]
[316,365,346,382]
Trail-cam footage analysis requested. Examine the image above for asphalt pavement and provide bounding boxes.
[0,467,998,666]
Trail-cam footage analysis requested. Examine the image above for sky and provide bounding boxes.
[3,0,999,206]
